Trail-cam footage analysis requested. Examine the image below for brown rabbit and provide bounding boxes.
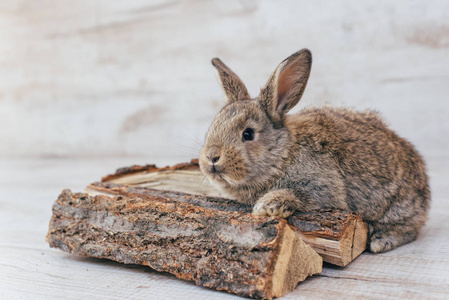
[199,49,430,253]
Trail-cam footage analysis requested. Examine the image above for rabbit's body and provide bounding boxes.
[200,49,430,253]
[285,107,429,252]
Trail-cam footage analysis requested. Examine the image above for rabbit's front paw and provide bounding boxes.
[252,189,298,218]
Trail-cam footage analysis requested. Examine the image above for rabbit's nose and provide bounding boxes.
[207,146,221,165]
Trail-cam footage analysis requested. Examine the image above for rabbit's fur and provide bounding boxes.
[199,49,430,253]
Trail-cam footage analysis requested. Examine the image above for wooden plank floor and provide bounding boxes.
[1,157,448,299]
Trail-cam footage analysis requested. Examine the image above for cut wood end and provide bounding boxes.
[333,215,368,267]
[270,221,322,299]
[346,218,368,265]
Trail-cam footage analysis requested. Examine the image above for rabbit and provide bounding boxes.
[198,49,430,253]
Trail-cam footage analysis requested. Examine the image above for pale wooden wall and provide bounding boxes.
[1,0,448,160]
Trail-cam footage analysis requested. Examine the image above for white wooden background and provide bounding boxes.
[1,1,449,299]
[0,0,448,160]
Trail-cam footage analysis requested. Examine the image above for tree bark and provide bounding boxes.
[47,188,322,299]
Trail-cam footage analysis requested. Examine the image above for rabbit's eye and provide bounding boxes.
[242,128,255,141]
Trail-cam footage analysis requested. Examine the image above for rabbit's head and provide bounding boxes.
[199,49,312,199]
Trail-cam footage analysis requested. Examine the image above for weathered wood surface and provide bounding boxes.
[1,1,448,160]
[101,160,368,266]
[47,188,322,299]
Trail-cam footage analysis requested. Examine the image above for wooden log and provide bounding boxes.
[287,210,368,267]
[100,160,368,267]
[47,188,322,299]
[46,160,368,298]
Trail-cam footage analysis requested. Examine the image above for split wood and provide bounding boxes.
[47,160,368,299]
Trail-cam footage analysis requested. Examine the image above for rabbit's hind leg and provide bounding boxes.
[368,223,419,253]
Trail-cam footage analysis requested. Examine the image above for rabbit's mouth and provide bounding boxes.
[199,146,247,186]
[202,164,244,187]
[208,169,225,181]
[200,159,225,182]
[208,167,233,186]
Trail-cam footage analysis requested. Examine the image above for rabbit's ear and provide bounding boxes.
[259,49,312,126]
[212,58,250,103]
